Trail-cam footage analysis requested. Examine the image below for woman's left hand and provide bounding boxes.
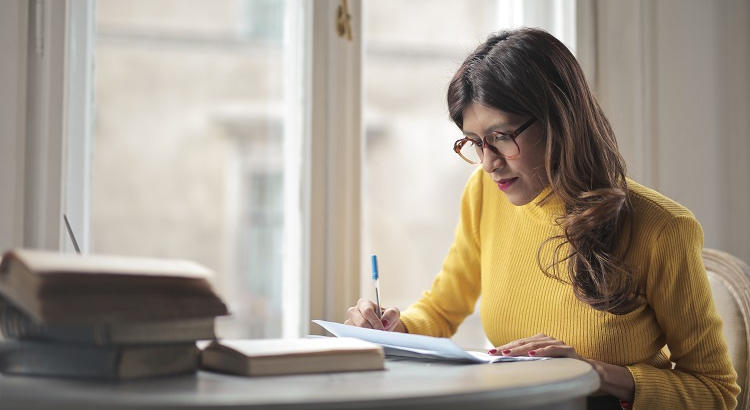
[490,333,635,403]
[488,333,581,359]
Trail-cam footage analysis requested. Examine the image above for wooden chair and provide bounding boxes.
[704,248,750,409]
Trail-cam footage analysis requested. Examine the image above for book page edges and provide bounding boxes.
[4,249,214,279]
[200,348,384,376]
[206,337,384,358]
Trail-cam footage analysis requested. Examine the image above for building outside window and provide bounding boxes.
[93,0,292,338]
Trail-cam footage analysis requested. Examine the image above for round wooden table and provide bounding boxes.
[0,357,600,410]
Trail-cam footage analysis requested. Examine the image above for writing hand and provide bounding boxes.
[344,298,405,332]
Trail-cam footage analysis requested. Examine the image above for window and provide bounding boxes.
[92,0,298,338]
[14,0,574,342]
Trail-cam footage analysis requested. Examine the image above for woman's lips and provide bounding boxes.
[496,177,518,191]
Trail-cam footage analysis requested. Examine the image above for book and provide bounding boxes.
[313,320,547,363]
[0,249,228,324]
[0,299,215,344]
[199,337,385,376]
[0,340,199,379]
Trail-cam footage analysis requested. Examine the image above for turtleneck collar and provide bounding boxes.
[518,184,566,224]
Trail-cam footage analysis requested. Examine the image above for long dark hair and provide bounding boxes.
[447,28,639,314]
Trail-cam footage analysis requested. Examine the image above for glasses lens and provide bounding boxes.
[459,139,482,164]
[456,136,520,164]
[495,137,520,158]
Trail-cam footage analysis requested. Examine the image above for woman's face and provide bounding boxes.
[462,103,548,206]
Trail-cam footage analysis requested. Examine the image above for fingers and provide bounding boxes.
[492,333,550,354]
[356,298,385,330]
[490,333,575,357]
[509,339,564,356]
[345,299,396,330]
[381,307,401,331]
[530,345,580,359]
[345,306,373,328]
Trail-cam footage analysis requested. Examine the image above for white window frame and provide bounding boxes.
[303,0,363,335]
[8,0,362,337]
[5,0,93,253]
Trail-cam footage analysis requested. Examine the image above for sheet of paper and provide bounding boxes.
[467,350,544,363]
[313,319,473,361]
[312,320,546,363]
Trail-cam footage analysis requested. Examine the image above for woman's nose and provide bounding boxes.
[481,146,505,173]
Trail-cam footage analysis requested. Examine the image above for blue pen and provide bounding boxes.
[371,255,382,319]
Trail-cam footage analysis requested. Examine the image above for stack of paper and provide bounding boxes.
[313,320,546,363]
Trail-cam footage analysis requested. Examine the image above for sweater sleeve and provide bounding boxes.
[399,169,483,337]
[627,215,739,409]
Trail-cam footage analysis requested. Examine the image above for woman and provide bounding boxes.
[345,28,738,409]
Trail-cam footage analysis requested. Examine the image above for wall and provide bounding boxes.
[592,0,750,263]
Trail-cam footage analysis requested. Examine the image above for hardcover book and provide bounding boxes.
[0,340,199,379]
[0,249,228,324]
[0,299,215,345]
[200,337,385,376]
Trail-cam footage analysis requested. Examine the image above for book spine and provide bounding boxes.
[0,302,107,344]
[0,340,199,379]
[0,340,120,378]
[0,298,216,344]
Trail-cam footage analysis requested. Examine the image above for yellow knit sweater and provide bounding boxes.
[400,168,739,409]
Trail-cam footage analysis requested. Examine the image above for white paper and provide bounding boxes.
[312,320,546,363]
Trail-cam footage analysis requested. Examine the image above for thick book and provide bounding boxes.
[0,249,228,324]
[199,337,385,376]
[0,299,215,344]
[0,340,199,379]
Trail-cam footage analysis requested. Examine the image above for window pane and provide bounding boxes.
[93,0,298,338]
[363,0,501,348]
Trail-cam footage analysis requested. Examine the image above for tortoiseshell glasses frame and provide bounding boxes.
[453,118,536,164]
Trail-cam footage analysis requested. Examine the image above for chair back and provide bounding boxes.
[704,248,750,410]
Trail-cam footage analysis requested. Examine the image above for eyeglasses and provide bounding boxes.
[453,118,536,164]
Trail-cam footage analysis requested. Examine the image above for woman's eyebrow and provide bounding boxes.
[463,122,514,136]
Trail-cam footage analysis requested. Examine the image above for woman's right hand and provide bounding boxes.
[344,298,406,332]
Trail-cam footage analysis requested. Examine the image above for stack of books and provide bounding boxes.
[0,248,228,380]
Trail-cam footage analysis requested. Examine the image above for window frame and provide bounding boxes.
[305,0,363,335]
[8,0,93,253]
[14,0,363,337]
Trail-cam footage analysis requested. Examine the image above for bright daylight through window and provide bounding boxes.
[92,0,299,338]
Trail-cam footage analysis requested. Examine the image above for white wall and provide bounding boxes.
[0,0,28,251]
[591,0,750,263]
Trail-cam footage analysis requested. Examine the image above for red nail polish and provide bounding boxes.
[488,349,497,354]
[528,350,536,356]
[502,349,511,355]
[619,400,632,409]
